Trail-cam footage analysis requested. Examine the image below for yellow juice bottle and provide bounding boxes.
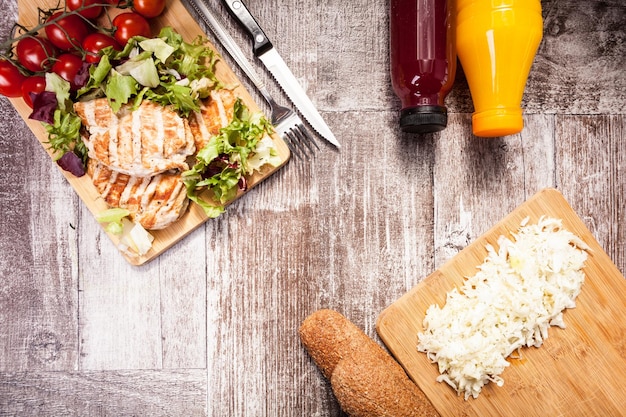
[456,0,543,137]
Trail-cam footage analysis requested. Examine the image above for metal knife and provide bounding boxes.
[183,0,268,97]
[221,0,340,148]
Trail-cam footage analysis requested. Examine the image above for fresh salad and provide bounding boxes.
[0,0,281,255]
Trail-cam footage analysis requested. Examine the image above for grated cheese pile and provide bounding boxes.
[417,217,589,400]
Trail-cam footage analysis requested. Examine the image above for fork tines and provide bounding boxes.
[283,124,319,160]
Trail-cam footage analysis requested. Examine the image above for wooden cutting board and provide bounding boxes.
[10,0,290,265]
[377,188,626,417]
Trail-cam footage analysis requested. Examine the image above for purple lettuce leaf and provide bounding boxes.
[56,151,86,177]
[28,91,58,124]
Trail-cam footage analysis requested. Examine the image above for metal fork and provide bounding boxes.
[257,85,319,159]
[184,0,318,159]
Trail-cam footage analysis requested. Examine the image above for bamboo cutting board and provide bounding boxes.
[377,188,626,417]
[10,0,290,265]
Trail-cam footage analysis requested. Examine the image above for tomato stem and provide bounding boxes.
[0,2,127,56]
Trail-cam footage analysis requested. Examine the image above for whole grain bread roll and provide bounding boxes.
[299,308,373,379]
[299,309,439,417]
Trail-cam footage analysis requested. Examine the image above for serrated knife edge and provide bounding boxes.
[259,49,340,148]
[221,0,340,148]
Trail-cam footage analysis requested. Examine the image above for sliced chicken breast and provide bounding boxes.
[188,88,237,151]
[75,99,196,177]
[88,159,189,230]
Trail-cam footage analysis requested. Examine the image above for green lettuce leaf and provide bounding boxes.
[76,55,112,98]
[44,72,71,113]
[144,83,199,116]
[95,208,131,235]
[182,99,277,217]
[78,26,220,116]
[116,55,160,88]
[105,71,139,112]
[139,37,176,63]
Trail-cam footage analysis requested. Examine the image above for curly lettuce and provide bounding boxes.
[182,98,280,218]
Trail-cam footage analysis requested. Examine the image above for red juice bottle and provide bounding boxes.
[390,0,457,133]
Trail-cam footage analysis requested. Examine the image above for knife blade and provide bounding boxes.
[221,0,340,148]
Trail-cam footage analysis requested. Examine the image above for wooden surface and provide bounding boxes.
[0,0,624,416]
[10,0,290,265]
[377,188,626,416]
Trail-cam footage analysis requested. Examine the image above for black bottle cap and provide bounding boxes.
[400,106,447,134]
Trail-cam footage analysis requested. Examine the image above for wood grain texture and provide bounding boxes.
[0,0,625,415]
[0,370,206,415]
[377,188,626,417]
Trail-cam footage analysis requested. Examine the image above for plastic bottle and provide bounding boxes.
[456,0,543,137]
[390,0,457,134]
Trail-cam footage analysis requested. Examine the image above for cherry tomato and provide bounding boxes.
[132,0,166,18]
[0,59,27,97]
[45,11,91,50]
[112,12,151,46]
[21,76,47,108]
[82,33,121,63]
[66,0,103,20]
[15,36,57,72]
[52,53,84,90]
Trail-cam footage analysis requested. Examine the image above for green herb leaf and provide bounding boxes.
[43,109,82,156]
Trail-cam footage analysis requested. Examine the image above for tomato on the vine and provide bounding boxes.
[112,12,151,46]
[66,0,103,20]
[82,33,121,63]
[133,0,166,18]
[21,76,46,108]
[0,59,27,97]
[45,11,91,50]
[15,36,57,72]
[52,53,84,90]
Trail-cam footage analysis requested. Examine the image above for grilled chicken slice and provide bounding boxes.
[188,89,237,150]
[75,98,196,177]
[88,159,189,230]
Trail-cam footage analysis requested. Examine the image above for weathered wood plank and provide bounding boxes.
[203,109,435,416]
[433,114,557,267]
[0,369,206,416]
[527,0,626,114]
[0,0,625,416]
[556,115,626,273]
[77,227,163,370]
[76,213,208,371]
[158,228,207,369]
[0,99,79,372]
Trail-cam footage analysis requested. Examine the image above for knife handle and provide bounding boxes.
[221,0,273,56]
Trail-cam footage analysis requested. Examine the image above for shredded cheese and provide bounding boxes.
[417,217,589,400]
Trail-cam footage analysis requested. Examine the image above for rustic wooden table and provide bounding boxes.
[0,0,624,415]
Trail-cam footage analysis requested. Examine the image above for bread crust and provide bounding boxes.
[299,309,439,417]
[299,309,371,379]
